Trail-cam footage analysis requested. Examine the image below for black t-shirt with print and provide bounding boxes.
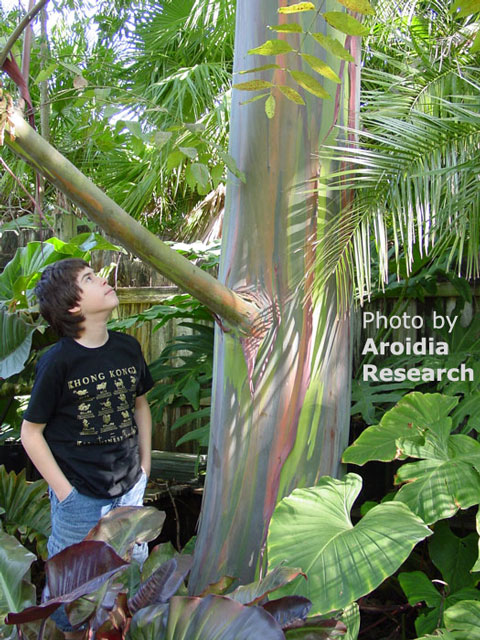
[24,331,154,498]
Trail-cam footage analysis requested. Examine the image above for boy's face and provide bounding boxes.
[69,266,119,318]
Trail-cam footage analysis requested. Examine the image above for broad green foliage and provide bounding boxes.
[444,600,480,638]
[399,522,480,635]
[0,529,36,635]
[344,392,480,524]
[0,466,50,558]
[268,473,432,615]
[0,310,36,380]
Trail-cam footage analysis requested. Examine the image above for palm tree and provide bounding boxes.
[317,0,480,302]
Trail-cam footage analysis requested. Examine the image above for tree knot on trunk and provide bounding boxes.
[233,285,281,396]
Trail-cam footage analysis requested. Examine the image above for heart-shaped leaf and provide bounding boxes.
[268,474,432,614]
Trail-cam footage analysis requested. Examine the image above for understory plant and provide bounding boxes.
[2,500,339,640]
[343,391,480,637]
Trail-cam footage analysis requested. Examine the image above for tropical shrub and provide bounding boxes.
[343,392,480,636]
[2,503,333,640]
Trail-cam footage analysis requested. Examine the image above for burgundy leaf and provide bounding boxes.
[262,596,312,629]
[6,541,128,625]
[1,55,35,128]
[127,555,193,614]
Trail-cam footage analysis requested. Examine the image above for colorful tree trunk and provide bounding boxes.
[2,0,360,595]
[189,0,360,592]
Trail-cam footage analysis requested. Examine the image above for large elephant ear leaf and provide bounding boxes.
[165,595,285,640]
[0,309,37,379]
[268,474,432,615]
[343,393,459,465]
[444,600,480,639]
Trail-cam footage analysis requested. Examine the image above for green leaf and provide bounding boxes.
[336,0,375,15]
[186,163,210,191]
[471,29,480,52]
[239,64,282,74]
[343,393,459,465]
[178,147,198,160]
[0,529,36,627]
[167,150,185,171]
[240,92,271,105]
[277,85,305,105]
[34,62,57,84]
[278,2,316,13]
[233,80,274,91]
[323,12,370,36]
[165,595,285,639]
[0,310,36,380]
[0,467,50,544]
[300,54,341,83]
[265,95,276,119]
[268,474,432,615]
[429,521,479,591]
[269,24,303,33]
[248,40,295,56]
[399,571,442,609]
[289,70,331,98]
[394,456,480,524]
[444,600,480,639]
[153,130,173,150]
[311,33,355,61]
[451,0,480,17]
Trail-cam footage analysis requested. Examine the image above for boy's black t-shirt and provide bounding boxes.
[24,331,154,498]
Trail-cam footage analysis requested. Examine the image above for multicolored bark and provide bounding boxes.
[189,0,360,592]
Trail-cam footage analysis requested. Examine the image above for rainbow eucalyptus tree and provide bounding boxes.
[188,0,362,592]
[1,0,364,592]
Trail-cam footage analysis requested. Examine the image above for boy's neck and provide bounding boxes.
[74,319,109,348]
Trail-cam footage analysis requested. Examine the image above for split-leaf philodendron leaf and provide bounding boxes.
[268,473,432,615]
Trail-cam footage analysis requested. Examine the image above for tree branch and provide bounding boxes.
[4,108,261,334]
[0,0,49,68]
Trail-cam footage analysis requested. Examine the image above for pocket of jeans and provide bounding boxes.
[58,486,78,508]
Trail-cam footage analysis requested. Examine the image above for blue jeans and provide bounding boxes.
[46,471,148,632]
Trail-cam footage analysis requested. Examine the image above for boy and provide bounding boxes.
[21,258,153,639]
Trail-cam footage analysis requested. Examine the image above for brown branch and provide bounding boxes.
[0,0,49,68]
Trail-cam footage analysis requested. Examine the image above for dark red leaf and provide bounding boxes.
[6,541,128,625]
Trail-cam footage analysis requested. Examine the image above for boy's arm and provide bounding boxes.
[135,394,152,477]
[21,420,73,501]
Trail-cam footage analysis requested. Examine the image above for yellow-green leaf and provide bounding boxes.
[240,92,270,105]
[471,29,480,52]
[300,54,341,83]
[311,33,355,61]
[265,95,276,119]
[248,40,295,56]
[336,0,375,15]
[269,24,303,32]
[323,11,370,36]
[289,70,331,99]
[278,2,315,13]
[451,0,480,17]
[233,80,274,91]
[277,85,305,105]
[239,64,282,74]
